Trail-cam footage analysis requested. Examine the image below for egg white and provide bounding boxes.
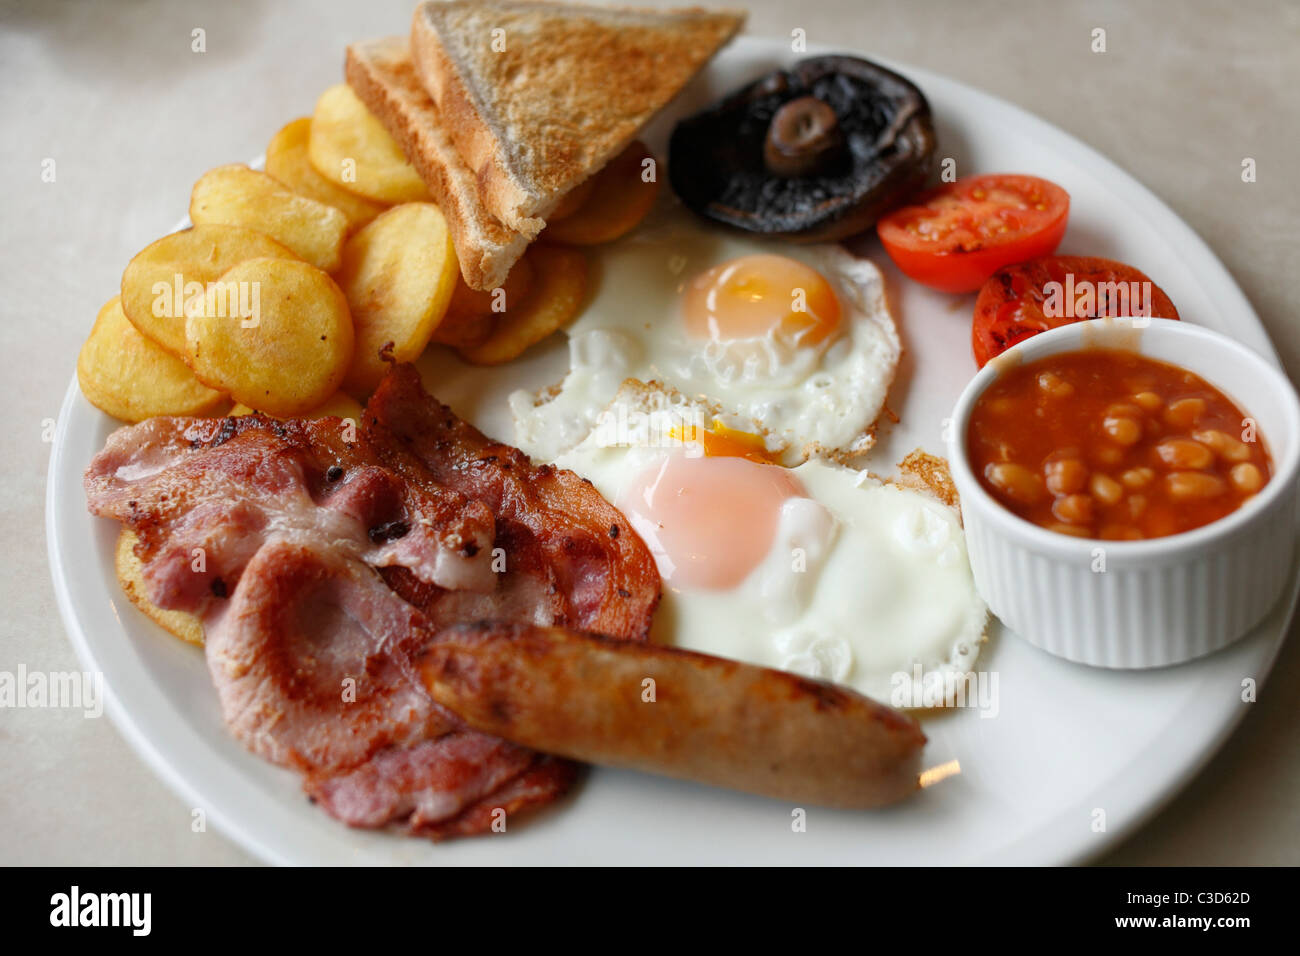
[553,389,988,705]
[511,199,900,464]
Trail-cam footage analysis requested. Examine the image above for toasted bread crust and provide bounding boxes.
[346,37,528,290]
[412,14,546,239]
[411,1,744,234]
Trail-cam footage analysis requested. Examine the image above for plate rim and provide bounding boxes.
[47,34,1296,866]
[47,376,315,867]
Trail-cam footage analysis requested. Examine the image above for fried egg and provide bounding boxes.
[511,200,900,464]
[553,386,988,704]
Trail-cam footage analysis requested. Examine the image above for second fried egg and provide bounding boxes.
[553,385,988,704]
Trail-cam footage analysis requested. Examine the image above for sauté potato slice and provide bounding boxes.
[120,224,300,357]
[543,141,660,246]
[190,164,349,272]
[335,203,459,396]
[547,176,598,222]
[115,529,205,648]
[308,84,430,204]
[184,257,353,416]
[266,117,388,232]
[229,390,364,422]
[78,296,227,422]
[458,245,588,365]
[434,254,536,350]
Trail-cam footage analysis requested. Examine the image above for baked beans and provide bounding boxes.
[968,348,1271,539]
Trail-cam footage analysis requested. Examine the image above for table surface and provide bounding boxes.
[3,0,1297,865]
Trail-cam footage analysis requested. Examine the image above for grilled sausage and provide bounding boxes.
[417,622,926,809]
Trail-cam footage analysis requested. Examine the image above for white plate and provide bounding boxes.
[48,36,1299,865]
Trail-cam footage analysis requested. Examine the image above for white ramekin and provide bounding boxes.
[947,318,1300,668]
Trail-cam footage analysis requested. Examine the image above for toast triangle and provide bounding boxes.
[346,36,530,290]
[411,0,745,236]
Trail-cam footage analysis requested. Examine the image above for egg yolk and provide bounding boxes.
[667,419,779,463]
[618,454,806,590]
[682,254,842,346]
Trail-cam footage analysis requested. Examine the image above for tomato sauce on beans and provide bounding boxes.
[967,349,1271,540]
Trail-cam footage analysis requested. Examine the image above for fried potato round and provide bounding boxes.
[190,164,349,273]
[185,257,353,416]
[432,308,497,352]
[121,225,300,357]
[308,84,430,204]
[229,389,364,422]
[548,175,597,222]
[266,117,388,232]
[78,296,227,422]
[115,529,205,647]
[434,254,535,350]
[458,245,588,365]
[543,141,660,245]
[336,203,459,396]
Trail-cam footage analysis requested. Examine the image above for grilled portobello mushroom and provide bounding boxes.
[669,55,937,242]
